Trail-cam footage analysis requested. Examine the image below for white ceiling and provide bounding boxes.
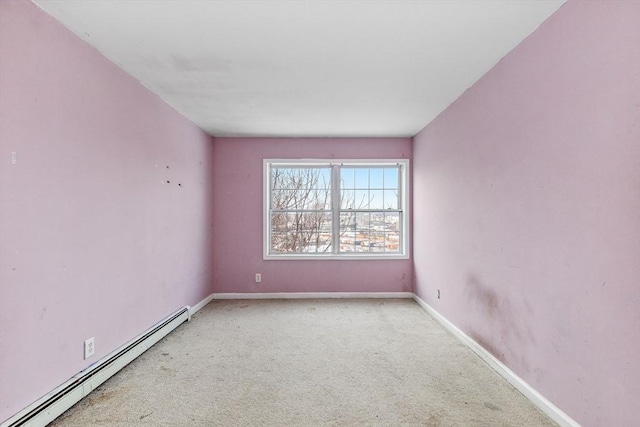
[32,0,566,138]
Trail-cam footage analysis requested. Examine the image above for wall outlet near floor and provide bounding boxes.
[84,337,95,359]
[255,273,262,283]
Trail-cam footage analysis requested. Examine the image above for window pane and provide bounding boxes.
[340,168,355,189]
[369,212,385,252]
[271,168,295,189]
[385,231,400,252]
[354,212,371,252]
[384,212,400,252]
[341,189,355,209]
[383,189,398,210]
[383,167,398,188]
[271,212,290,233]
[384,212,400,232]
[339,213,356,252]
[270,212,332,253]
[369,189,384,209]
[314,168,331,190]
[354,190,369,209]
[313,188,332,210]
[271,188,292,209]
[369,168,384,188]
[354,168,369,188]
[270,232,290,253]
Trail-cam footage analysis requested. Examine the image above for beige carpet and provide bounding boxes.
[50,299,557,426]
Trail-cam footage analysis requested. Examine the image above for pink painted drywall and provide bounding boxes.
[412,1,640,426]
[0,1,215,422]
[211,137,412,294]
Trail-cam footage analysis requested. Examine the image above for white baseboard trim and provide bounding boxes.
[212,292,413,300]
[412,294,580,427]
[1,291,578,427]
[188,293,215,319]
[1,306,190,427]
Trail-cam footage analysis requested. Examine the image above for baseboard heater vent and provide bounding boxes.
[1,306,190,427]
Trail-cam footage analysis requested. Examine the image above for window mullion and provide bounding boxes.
[398,165,403,253]
[267,162,273,254]
[331,164,340,254]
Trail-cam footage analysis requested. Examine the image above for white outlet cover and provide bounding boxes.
[255,273,262,283]
[84,337,95,359]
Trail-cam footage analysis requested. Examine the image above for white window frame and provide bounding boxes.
[263,159,410,260]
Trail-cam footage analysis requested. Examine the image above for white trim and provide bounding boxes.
[2,292,578,427]
[213,292,414,300]
[263,158,411,261]
[263,254,410,261]
[411,294,580,427]
[188,293,215,319]
[1,307,189,427]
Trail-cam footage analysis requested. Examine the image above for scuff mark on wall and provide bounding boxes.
[466,274,499,319]
[401,272,412,292]
[465,273,535,372]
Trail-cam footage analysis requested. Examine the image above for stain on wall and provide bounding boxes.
[465,273,535,370]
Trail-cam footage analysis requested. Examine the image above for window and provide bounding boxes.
[264,159,409,259]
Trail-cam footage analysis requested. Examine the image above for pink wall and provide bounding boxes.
[212,137,412,294]
[412,1,639,426]
[0,1,215,422]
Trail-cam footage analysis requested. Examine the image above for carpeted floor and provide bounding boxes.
[50,299,558,426]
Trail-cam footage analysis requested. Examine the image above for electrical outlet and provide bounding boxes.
[84,337,95,359]
[255,273,262,283]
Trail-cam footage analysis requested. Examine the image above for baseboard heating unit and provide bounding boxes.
[1,306,191,427]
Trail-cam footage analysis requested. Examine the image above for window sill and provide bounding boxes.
[263,253,410,261]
